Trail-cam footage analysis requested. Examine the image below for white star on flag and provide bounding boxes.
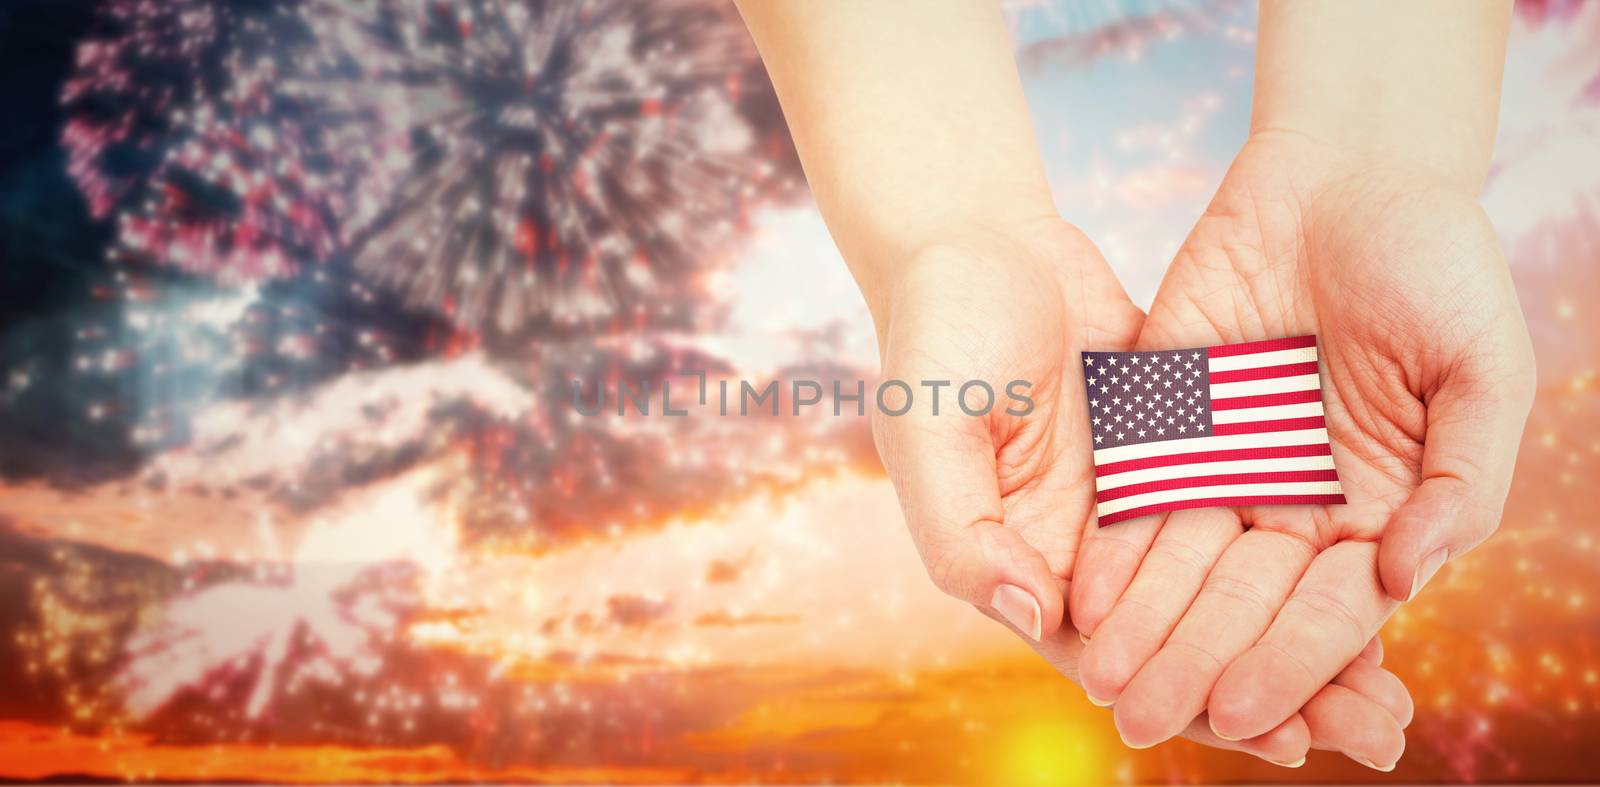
[1081,335,1345,526]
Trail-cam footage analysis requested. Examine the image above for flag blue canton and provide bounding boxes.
[1084,335,1345,526]
[1081,348,1213,450]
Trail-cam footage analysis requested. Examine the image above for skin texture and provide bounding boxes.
[886,216,1413,768]
[1068,2,1530,766]
[873,220,1140,639]
[732,0,1448,767]
[1069,131,1535,762]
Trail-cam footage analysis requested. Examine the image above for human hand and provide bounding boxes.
[1028,623,1413,768]
[1069,131,1535,761]
[875,214,1415,767]
[872,216,1141,640]
[733,0,1449,764]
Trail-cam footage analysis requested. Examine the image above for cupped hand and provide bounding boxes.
[872,214,1418,766]
[873,216,1140,638]
[1029,626,1412,768]
[1069,131,1534,761]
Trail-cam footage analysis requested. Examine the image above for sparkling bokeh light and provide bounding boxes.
[1,0,1597,784]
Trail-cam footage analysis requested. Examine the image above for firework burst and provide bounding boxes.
[61,1,356,280]
[63,0,800,336]
[301,0,799,335]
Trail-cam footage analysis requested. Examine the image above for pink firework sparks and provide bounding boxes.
[62,0,802,336]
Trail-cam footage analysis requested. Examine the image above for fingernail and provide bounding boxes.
[1079,631,1091,645]
[991,584,1042,641]
[1208,718,1241,742]
[1086,693,1113,708]
[1271,757,1306,769]
[1356,757,1396,772]
[1410,548,1449,600]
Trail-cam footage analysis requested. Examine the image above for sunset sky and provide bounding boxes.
[1,0,1598,783]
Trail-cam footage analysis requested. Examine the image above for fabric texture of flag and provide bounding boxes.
[1083,335,1345,526]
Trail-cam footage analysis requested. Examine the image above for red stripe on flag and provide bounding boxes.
[1206,335,1318,358]
[1095,469,1341,502]
[1210,416,1326,436]
[1095,443,1332,477]
[1211,389,1323,411]
[1209,361,1320,384]
[1097,493,1348,526]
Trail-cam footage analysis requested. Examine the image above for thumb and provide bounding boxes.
[874,399,1064,640]
[1379,347,1534,602]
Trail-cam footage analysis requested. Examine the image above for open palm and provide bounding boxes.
[1069,132,1535,756]
[874,217,1141,636]
[876,215,1420,765]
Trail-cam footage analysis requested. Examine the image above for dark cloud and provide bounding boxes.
[0,0,862,556]
[606,594,672,628]
[0,524,929,779]
[0,519,181,723]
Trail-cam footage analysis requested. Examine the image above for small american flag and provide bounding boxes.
[1083,335,1345,526]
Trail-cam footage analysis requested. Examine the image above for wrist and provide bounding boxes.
[1241,125,1492,201]
[863,214,1134,359]
[1245,120,1494,198]
[852,206,1075,332]
[1250,0,1509,195]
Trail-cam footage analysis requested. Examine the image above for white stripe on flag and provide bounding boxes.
[1094,453,1337,492]
[1206,345,1319,373]
[1096,481,1347,517]
[1209,373,1323,400]
[1092,427,1332,465]
[1211,401,1326,425]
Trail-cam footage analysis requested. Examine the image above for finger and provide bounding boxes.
[1068,514,1162,638]
[1209,540,1398,740]
[1022,613,1087,684]
[1078,508,1242,707]
[1033,613,1313,768]
[1379,342,1535,601]
[875,404,1064,641]
[1300,670,1409,765]
[1303,684,1406,771]
[1111,529,1315,747]
[1357,634,1384,665]
[1177,712,1309,768]
[1333,658,1413,728]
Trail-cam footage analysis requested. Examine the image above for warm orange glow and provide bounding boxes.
[2,1,1599,784]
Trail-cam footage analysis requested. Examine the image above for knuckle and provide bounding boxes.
[1470,508,1503,542]
[1286,586,1368,649]
[1112,594,1168,631]
[921,541,963,598]
[1147,538,1213,578]
[1200,573,1275,621]
[1257,640,1320,686]
[1090,532,1148,571]
[1166,638,1226,674]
